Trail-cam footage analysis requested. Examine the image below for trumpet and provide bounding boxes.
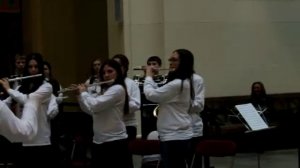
[7,74,43,82]
[58,79,114,93]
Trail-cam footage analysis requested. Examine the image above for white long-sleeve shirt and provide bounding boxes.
[78,84,128,144]
[5,82,53,146]
[3,85,24,118]
[0,97,39,142]
[47,94,59,119]
[5,85,58,124]
[124,77,141,127]
[143,76,193,141]
[190,74,205,137]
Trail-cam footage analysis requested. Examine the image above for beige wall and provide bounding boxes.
[20,0,300,136]
[21,0,300,96]
[108,0,166,77]
[121,0,300,97]
[22,0,109,89]
[107,0,125,57]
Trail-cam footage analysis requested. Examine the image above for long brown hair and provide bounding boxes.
[99,59,129,115]
[18,53,45,94]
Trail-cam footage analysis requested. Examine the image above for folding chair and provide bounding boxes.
[128,139,161,168]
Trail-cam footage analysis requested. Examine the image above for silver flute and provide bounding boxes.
[8,74,43,82]
[58,79,114,93]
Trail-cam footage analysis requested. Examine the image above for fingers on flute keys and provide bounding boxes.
[0,78,10,91]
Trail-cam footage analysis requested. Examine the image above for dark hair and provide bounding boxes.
[99,59,129,115]
[18,53,45,94]
[166,49,195,98]
[251,81,267,98]
[15,54,26,61]
[13,54,26,75]
[147,56,162,66]
[250,81,271,112]
[44,61,52,78]
[44,61,60,96]
[112,54,129,77]
[167,49,194,81]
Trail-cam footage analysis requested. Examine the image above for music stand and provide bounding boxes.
[235,103,276,168]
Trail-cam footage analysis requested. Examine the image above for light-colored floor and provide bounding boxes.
[133,149,299,168]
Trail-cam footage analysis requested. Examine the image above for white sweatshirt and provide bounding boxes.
[78,84,128,144]
[124,77,141,127]
[6,82,53,146]
[190,74,205,137]
[0,98,37,142]
[143,77,193,141]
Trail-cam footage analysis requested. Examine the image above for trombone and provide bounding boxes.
[58,79,114,93]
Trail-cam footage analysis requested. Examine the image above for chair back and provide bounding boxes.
[196,139,237,157]
[128,139,160,155]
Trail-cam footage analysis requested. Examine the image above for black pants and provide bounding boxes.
[126,126,137,168]
[188,136,204,168]
[91,139,132,168]
[126,126,137,140]
[0,136,22,167]
[160,139,191,168]
[17,145,56,168]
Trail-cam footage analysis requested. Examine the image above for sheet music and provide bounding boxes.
[235,103,269,131]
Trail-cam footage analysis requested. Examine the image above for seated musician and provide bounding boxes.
[249,81,275,125]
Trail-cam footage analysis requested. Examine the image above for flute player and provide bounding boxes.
[0,53,57,168]
[75,59,132,168]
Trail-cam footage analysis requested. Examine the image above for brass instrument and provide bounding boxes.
[153,105,159,117]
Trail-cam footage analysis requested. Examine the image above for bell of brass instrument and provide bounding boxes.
[153,105,159,117]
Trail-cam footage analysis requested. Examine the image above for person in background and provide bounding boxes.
[11,54,26,89]
[146,56,166,85]
[112,54,141,168]
[112,54,141,140]
[43,61,66,166]
[85,58,102,85]
[85,58,102,95]
[133,56,163,87]
[186,50,205,168]
[147,56,162,76]
[44,61,64,103]
[144,49,194,168]
[76,59,131,168]
[249,81,273,125]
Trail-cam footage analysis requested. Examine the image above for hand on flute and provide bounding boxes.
[68,83,87,94]
[0,78,11,91]
[77,83,87,93]
[145,66,155,77]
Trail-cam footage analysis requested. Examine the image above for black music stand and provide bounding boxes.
[234,103,276,168]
